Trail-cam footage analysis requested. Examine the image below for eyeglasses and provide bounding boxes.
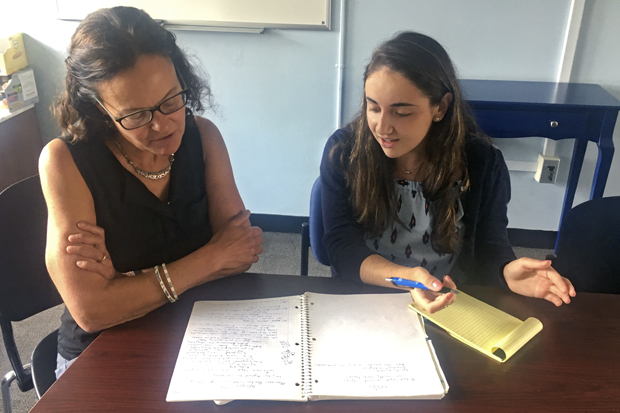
[94,90,188,130]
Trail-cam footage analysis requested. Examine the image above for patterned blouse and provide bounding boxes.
[365,180,464,277]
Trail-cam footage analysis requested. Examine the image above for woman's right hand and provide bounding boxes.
[361,255,456,313]
[407,268,457,314]
[207,209,264,276]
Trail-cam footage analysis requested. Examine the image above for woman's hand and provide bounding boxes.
[359,256,456,313]
[207,209,264,276]
[66,221,117,280]
[503,257,576,306]
[407,269,457,314]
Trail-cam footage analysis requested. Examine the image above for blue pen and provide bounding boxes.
[385,277,459,294]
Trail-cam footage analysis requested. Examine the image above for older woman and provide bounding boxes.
[39,6,263,376]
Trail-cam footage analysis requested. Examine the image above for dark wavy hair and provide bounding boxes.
[340,31,481,254]
[53,6,213,142]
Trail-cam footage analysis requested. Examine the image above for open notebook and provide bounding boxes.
[408,290,543,362]
[166,292,448,403]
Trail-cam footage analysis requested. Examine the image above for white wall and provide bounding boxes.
[569,0,620,200]
[173,28,339,215]
[2,0,618,231]
[342,0,571,121]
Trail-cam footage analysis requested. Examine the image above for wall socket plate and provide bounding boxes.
[535,154,560,184]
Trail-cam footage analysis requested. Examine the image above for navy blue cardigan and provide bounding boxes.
[320,127,516,287]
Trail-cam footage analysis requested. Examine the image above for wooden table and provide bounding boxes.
[31,273,620,412]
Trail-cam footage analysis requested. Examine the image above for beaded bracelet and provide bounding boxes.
[154,265,176,303]
[162,263,178,301]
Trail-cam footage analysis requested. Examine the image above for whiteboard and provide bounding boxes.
[55,0,332,31]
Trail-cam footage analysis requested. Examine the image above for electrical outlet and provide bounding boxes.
[535,154,560,184]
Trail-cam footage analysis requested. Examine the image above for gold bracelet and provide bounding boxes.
[162,263,178,301]
[154,265,176,303]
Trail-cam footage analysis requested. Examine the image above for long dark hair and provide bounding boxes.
[53,6,213,142]
[341,31,480,254]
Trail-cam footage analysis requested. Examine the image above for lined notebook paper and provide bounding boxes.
[166,293,448,403]
[408,290,542,362]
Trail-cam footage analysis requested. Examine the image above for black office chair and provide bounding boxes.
[0,176,63,413]
[551,196,620,294]
[300,177,331,276]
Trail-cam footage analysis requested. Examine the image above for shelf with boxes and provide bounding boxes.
[1,33,39,121]
[0,32,43,192]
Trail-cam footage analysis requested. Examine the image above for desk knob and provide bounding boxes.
[550,121,559,128]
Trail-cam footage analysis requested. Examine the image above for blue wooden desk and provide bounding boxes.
[462,79,620,247]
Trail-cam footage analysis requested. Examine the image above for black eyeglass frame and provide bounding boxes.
[94,89,189,131]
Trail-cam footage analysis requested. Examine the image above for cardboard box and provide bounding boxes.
[0,33,29,76]
[0,67,39,114]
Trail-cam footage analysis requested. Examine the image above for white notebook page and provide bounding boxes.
[306,292,447,400]
[166,297,304,402]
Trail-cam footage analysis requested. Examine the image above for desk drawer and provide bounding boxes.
[472,109,589,139]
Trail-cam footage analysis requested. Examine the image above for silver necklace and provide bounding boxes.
[115,141,174,180]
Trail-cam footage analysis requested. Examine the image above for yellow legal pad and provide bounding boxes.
[408,291,542,362]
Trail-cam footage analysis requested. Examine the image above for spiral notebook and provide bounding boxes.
[408,290,543,362]
[166,292,448,403]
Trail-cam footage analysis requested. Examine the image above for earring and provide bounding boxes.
[434,117,441,122]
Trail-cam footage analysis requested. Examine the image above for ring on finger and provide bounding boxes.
[101,254,107,261]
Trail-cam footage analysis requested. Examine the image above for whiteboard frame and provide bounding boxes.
[55,0,332,31]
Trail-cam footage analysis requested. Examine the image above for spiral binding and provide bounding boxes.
[300,293,313,397]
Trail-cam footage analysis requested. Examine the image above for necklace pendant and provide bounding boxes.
[396,159,424,176]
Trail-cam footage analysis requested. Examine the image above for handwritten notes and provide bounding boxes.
[166,293,448,403]
[166,297,304,402]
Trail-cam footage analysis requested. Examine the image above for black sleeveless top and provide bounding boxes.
[58,114,213,360]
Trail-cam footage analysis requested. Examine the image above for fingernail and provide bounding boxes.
[77,222,85,228]
[445,275,452,281]
[432,281,440,288]
[76,261,86,267]
[68,235,76,241]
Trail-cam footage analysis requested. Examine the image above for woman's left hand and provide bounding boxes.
[66,221,118,280]
[503,257,576,306]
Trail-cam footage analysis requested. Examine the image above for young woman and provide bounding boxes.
[320,31,575,313]
[39,7,263,376]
